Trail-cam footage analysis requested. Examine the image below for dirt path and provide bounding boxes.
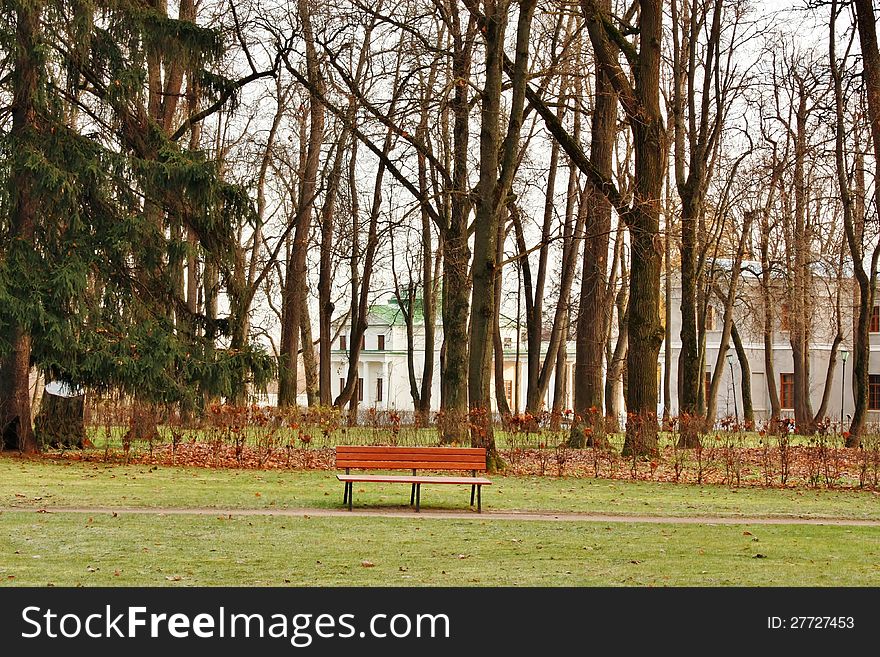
[4,506,880,526]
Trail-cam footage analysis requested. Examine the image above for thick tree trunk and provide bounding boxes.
[467,1,506,461]
[572,45,615,447]
[468,0,536,468]
[850,0,880,445]
[0,1,42,453]
[622,4,665,457]
[677,190,702,446]
[35,389,85,449]
[582,0,665,456]
[439,3,473,443]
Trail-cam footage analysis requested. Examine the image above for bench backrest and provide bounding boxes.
[335,446,487,472]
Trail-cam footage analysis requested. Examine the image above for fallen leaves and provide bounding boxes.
[36,438,880,491]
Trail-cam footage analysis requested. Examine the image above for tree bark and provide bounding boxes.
[439,3,474,443]
[0,0,42,453]
[279,0,324,407]
[730,323,754,427]
[849,0,880,445]
[572,22,615,446]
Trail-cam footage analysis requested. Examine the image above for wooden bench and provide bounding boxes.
[336,446,492,512]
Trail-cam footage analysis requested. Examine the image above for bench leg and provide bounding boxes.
[348,482,353,512]
[343,482,348,506]
[415,483,420,513]
[410,483,416,506]
[477,485,482,513]
[470,484,475,506]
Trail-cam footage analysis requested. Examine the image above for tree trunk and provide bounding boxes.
[572,36,615,446]
[850,0,880,445]
[550,312,569,432]
[0,0,42,453]
[582,0,665,456]
[35,388,85,449]
[467,0,507,463]
[730,323,754,427]
[605,267,629,434]
[300,295,319,407]
[492,216,513,424]
[439,2,473,443]
[760,217,781,421]
[279,0,324,407]
[622,7,664,457]
[466,0,536,469]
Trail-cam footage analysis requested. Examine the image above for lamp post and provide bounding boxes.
[841,349,849,430]
[727,352,739,426]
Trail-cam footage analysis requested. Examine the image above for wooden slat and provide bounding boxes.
[337,474,492,485]
[336,460,486,471]
[335,445,487,472]
[336,450,484,461]
[336,447,485,456]
[337,453,484,464]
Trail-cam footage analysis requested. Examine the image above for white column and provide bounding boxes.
[360,361,368,408]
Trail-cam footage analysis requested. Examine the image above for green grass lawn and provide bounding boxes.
[2,511,878,586]
[3,456,879,519]
[3,455,879,587]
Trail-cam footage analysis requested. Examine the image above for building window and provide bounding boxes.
[358,378,364,402]
[780,373,794,409]
[870,375,880,410]
[340,334,347,350]
[378,334,385,351]
[704,372,712,401]
[376,378,383,403]
[871,306,880,333]
[503,336,512,350]
[780,304,790,332]
[504,380,513,408]
[705,305,716,331]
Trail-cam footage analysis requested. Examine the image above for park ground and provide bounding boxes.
[1,455,879,586]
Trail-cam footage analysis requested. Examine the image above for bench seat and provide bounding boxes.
[335,446,490,512]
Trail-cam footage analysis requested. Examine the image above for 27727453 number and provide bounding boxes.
[768,616,854,629]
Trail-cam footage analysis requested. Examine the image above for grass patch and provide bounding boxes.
[1,511,877,586]
[2,456,879,520]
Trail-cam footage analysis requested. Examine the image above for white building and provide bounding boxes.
[660,266,876,424]
[329,297,575,414]
[290,263,880,425]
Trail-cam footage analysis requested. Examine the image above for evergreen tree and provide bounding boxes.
[0,0,274,451]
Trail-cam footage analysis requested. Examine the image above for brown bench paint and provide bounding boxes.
[335,446,491,512]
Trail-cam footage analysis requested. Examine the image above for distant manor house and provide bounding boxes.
[314,266,877,426]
